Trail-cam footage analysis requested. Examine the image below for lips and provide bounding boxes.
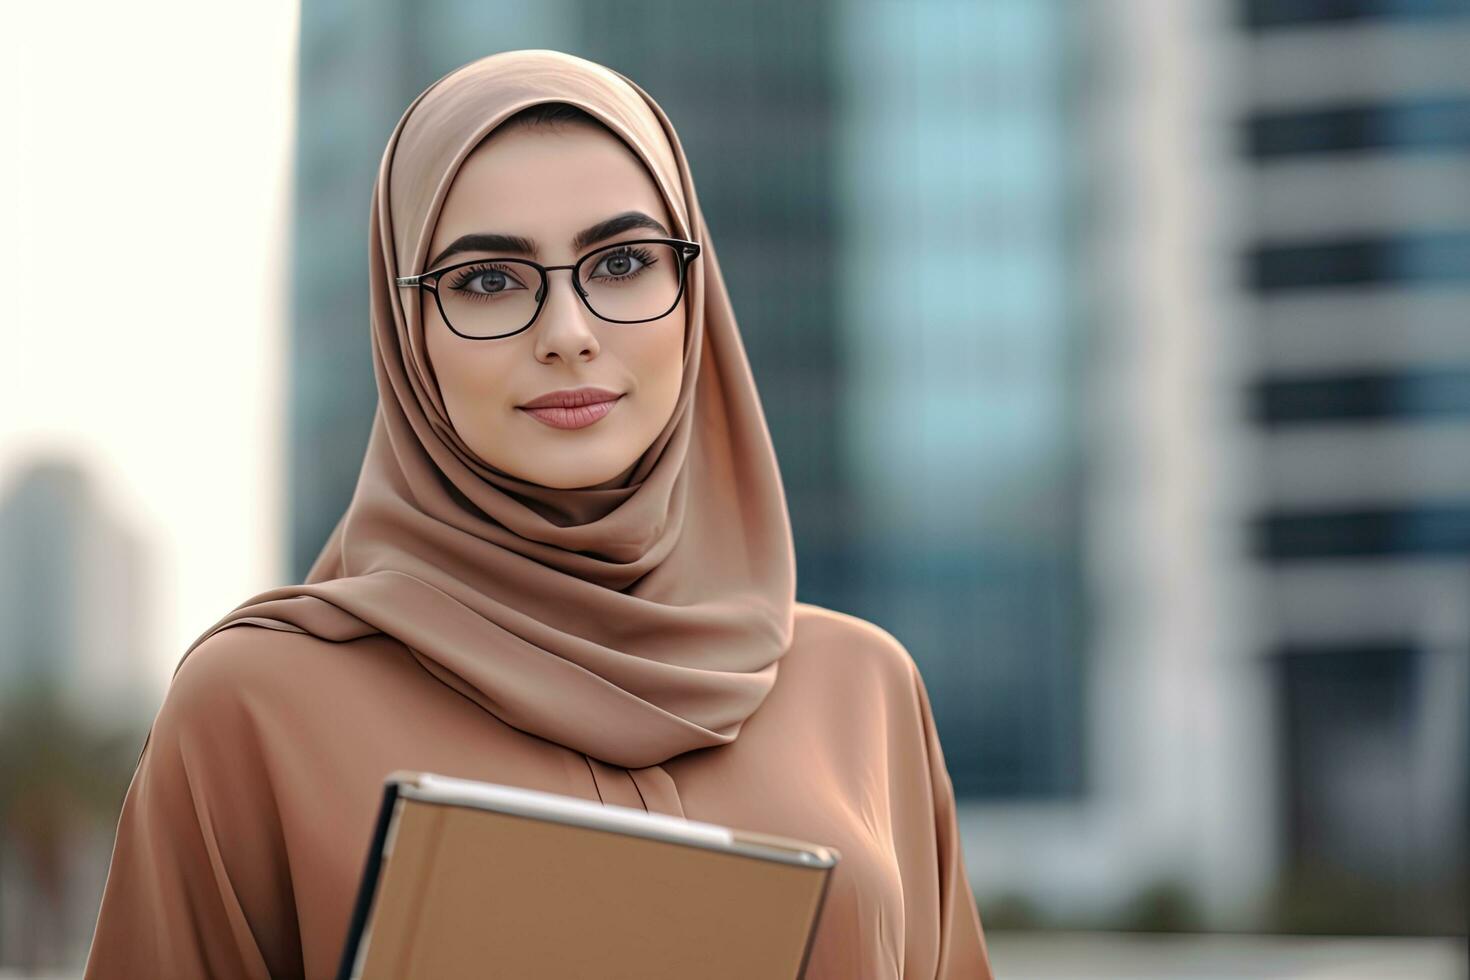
[519,386,623,409]
[517,393,620,431]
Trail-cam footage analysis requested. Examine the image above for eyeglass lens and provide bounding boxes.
[435,241,684,339]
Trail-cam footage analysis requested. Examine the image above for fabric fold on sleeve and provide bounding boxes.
[909,657,995,979]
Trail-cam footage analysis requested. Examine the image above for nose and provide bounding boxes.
[532,267,600,363]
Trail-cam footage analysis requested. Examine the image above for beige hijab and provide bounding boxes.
[179,49,797,770]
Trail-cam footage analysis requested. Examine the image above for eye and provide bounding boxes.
[588,245,657,282]
[446,262,530,298]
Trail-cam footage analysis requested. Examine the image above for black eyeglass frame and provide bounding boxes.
[395,237,702,341]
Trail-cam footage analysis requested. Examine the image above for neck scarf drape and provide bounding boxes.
[178,48,797,769]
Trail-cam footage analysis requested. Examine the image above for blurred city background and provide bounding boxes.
[2,0,1467,976]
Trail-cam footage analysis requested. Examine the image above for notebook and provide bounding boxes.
[335,769,841,979]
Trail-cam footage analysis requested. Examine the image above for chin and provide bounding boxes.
[524,454,636,490]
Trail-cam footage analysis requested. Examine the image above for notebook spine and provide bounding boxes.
[335,777,406,980]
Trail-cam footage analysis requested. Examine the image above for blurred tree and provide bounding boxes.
[0,678,143,971]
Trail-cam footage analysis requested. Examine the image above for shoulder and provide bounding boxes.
[145,625,288,742]
[791,600,922,694]
[167,624,314,704]
[159,621,412,736]
[154,623,361,742]
[145,621,398,767]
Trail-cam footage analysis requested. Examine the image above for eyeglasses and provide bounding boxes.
[396,237,702,340]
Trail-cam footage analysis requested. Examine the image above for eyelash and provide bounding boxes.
[447,262,521,292]
[444,244,659,291]
[597,245,658,280]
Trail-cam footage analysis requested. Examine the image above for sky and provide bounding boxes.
[1,0,299,691]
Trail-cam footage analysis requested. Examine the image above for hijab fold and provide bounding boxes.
[178,49,797,770]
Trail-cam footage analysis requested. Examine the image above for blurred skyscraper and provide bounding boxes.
[0,457,151,728]
[1235,0,1470,932]
[957,0,1467,935]
[834,0,1089,799]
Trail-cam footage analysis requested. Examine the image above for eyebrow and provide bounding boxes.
[426,210,671,270]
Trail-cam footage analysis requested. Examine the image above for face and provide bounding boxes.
[422,122,686,490]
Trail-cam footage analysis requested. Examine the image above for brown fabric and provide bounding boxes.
[84,615,992,979]
[83,49,993,979]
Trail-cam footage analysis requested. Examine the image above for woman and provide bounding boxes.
[83,49,993,979]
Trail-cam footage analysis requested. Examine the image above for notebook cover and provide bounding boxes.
[336,773,838,980]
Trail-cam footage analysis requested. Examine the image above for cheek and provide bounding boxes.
[424,312,521,414]
[623,316,685,394]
